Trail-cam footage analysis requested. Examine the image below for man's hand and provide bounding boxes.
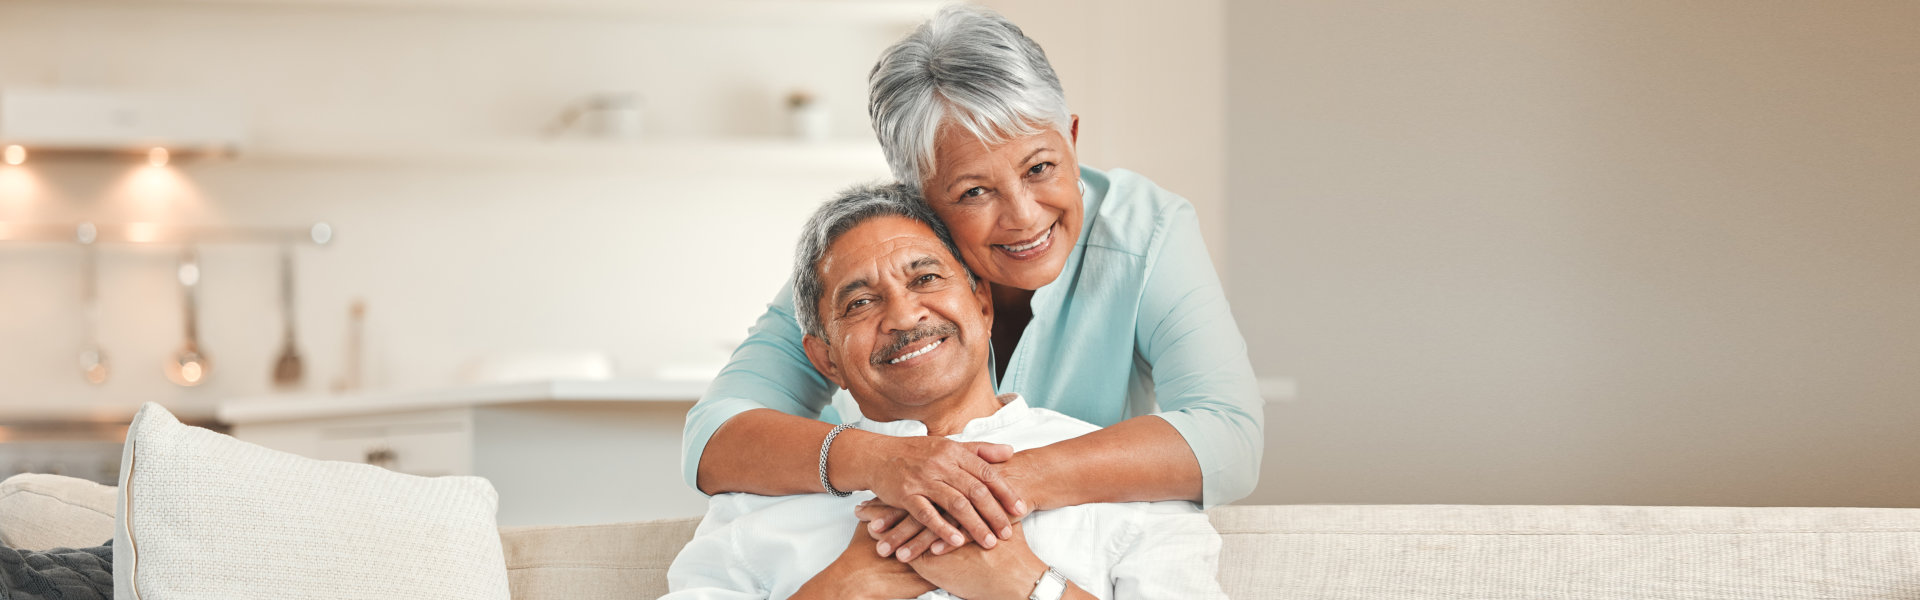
[792,526,937,600]
[903,522,1053,600]
[849,435,1025,556]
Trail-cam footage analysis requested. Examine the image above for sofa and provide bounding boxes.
[9,473,1920,598]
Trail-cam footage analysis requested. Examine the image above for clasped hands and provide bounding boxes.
[810,435,1048,599]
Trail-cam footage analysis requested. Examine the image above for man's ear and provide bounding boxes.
[1068,114,1080,146]
[802,334,846,389]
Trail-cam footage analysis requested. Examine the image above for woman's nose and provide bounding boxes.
[1000,185,1041,227]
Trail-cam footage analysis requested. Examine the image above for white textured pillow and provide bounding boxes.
[113,402,509,600]
[0,473,117,550]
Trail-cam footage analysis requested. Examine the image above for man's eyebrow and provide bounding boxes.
[907,256,944,272]
[833,277,871,305]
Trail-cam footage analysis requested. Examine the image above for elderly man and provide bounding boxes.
[664,182,1225,600]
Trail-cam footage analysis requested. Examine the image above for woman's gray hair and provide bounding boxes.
[869,4,1072,187]
[793,181,973,341]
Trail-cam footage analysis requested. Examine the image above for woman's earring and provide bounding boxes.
[1077,179,1088,197]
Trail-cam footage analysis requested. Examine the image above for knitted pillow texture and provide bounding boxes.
[112,402,509,600]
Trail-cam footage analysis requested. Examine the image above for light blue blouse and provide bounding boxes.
[681,166,1265,507]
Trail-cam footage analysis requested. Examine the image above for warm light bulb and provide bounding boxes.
[148,147,170,167]
[2,145,23,166]
[180,361,203,384]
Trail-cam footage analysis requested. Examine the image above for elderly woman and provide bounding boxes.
[683,5,1262,563]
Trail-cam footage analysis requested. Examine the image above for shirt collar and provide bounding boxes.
[852,393,1030,440]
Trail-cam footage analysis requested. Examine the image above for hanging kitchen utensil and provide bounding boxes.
[332,299,365,394]
[165,247,211,387]
[271,245,304,388]
[77,224,109,385]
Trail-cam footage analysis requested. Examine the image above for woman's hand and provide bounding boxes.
[857,449,1045,561]
[792,526,937,600]
[851,435,1026,557]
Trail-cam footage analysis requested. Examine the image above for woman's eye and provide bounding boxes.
[960,187,986,200]
[1027,162,1053,176]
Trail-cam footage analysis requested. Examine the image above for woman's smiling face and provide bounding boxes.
[920,118,1084,292]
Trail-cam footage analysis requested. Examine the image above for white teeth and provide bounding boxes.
[888,338,943,364]
[998,226,1052,253]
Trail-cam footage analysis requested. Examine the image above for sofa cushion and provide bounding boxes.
[0,474,116,551]
[113,402,510,600]
[499,518,700,600]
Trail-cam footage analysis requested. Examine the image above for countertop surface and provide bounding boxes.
[216,378,710,424]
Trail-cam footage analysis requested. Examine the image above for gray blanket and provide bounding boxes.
[0,541,112,600]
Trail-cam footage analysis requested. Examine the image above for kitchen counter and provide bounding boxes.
[217,377,714,526]
[216,378,709,424]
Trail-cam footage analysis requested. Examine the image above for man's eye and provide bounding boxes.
[846,298,871,312]
[915,273,940,285]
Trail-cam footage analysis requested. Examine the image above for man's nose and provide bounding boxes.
[881,294,928,332]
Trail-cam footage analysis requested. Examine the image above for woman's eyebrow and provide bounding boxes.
[1019,147,1052,165]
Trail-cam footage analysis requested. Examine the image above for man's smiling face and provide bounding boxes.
[801,215,993,420]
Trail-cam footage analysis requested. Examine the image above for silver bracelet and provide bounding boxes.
[818,423,855,497]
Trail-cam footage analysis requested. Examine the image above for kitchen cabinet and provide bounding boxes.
[219,379,710,527]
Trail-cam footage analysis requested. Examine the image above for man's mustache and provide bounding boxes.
[870,321,961,365]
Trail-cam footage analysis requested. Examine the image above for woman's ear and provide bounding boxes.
[1069,114,1080,146]
[974,278,994,330]
[802,334,845,389]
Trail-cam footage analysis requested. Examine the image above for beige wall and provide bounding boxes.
[1229,2,1920,506]
[0,1,900,411]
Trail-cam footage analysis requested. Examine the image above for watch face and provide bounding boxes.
[1030,568,1069,600]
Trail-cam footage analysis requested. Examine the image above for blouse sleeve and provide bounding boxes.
[680,280,837,493]
[1136,201,1267,507]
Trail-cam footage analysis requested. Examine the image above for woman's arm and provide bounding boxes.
[865,417,1200,558]
[1125,198,1266,507]
[999,415,1200,511]
[683,282,837,494]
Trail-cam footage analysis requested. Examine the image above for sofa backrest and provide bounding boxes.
[500,518,699,600]
[501,504,1920,599]
[1206,504,1920,599]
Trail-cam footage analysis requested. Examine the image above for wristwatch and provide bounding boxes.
[1028,566,1068,600]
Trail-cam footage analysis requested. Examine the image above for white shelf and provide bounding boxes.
[67,0,946,24]
[217,377,709,424]
[235,138,892,176]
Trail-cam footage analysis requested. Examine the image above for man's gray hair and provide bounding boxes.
[792,182,973,341]
[869,4,1072,187]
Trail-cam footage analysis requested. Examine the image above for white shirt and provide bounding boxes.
[664,394,1228,600]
